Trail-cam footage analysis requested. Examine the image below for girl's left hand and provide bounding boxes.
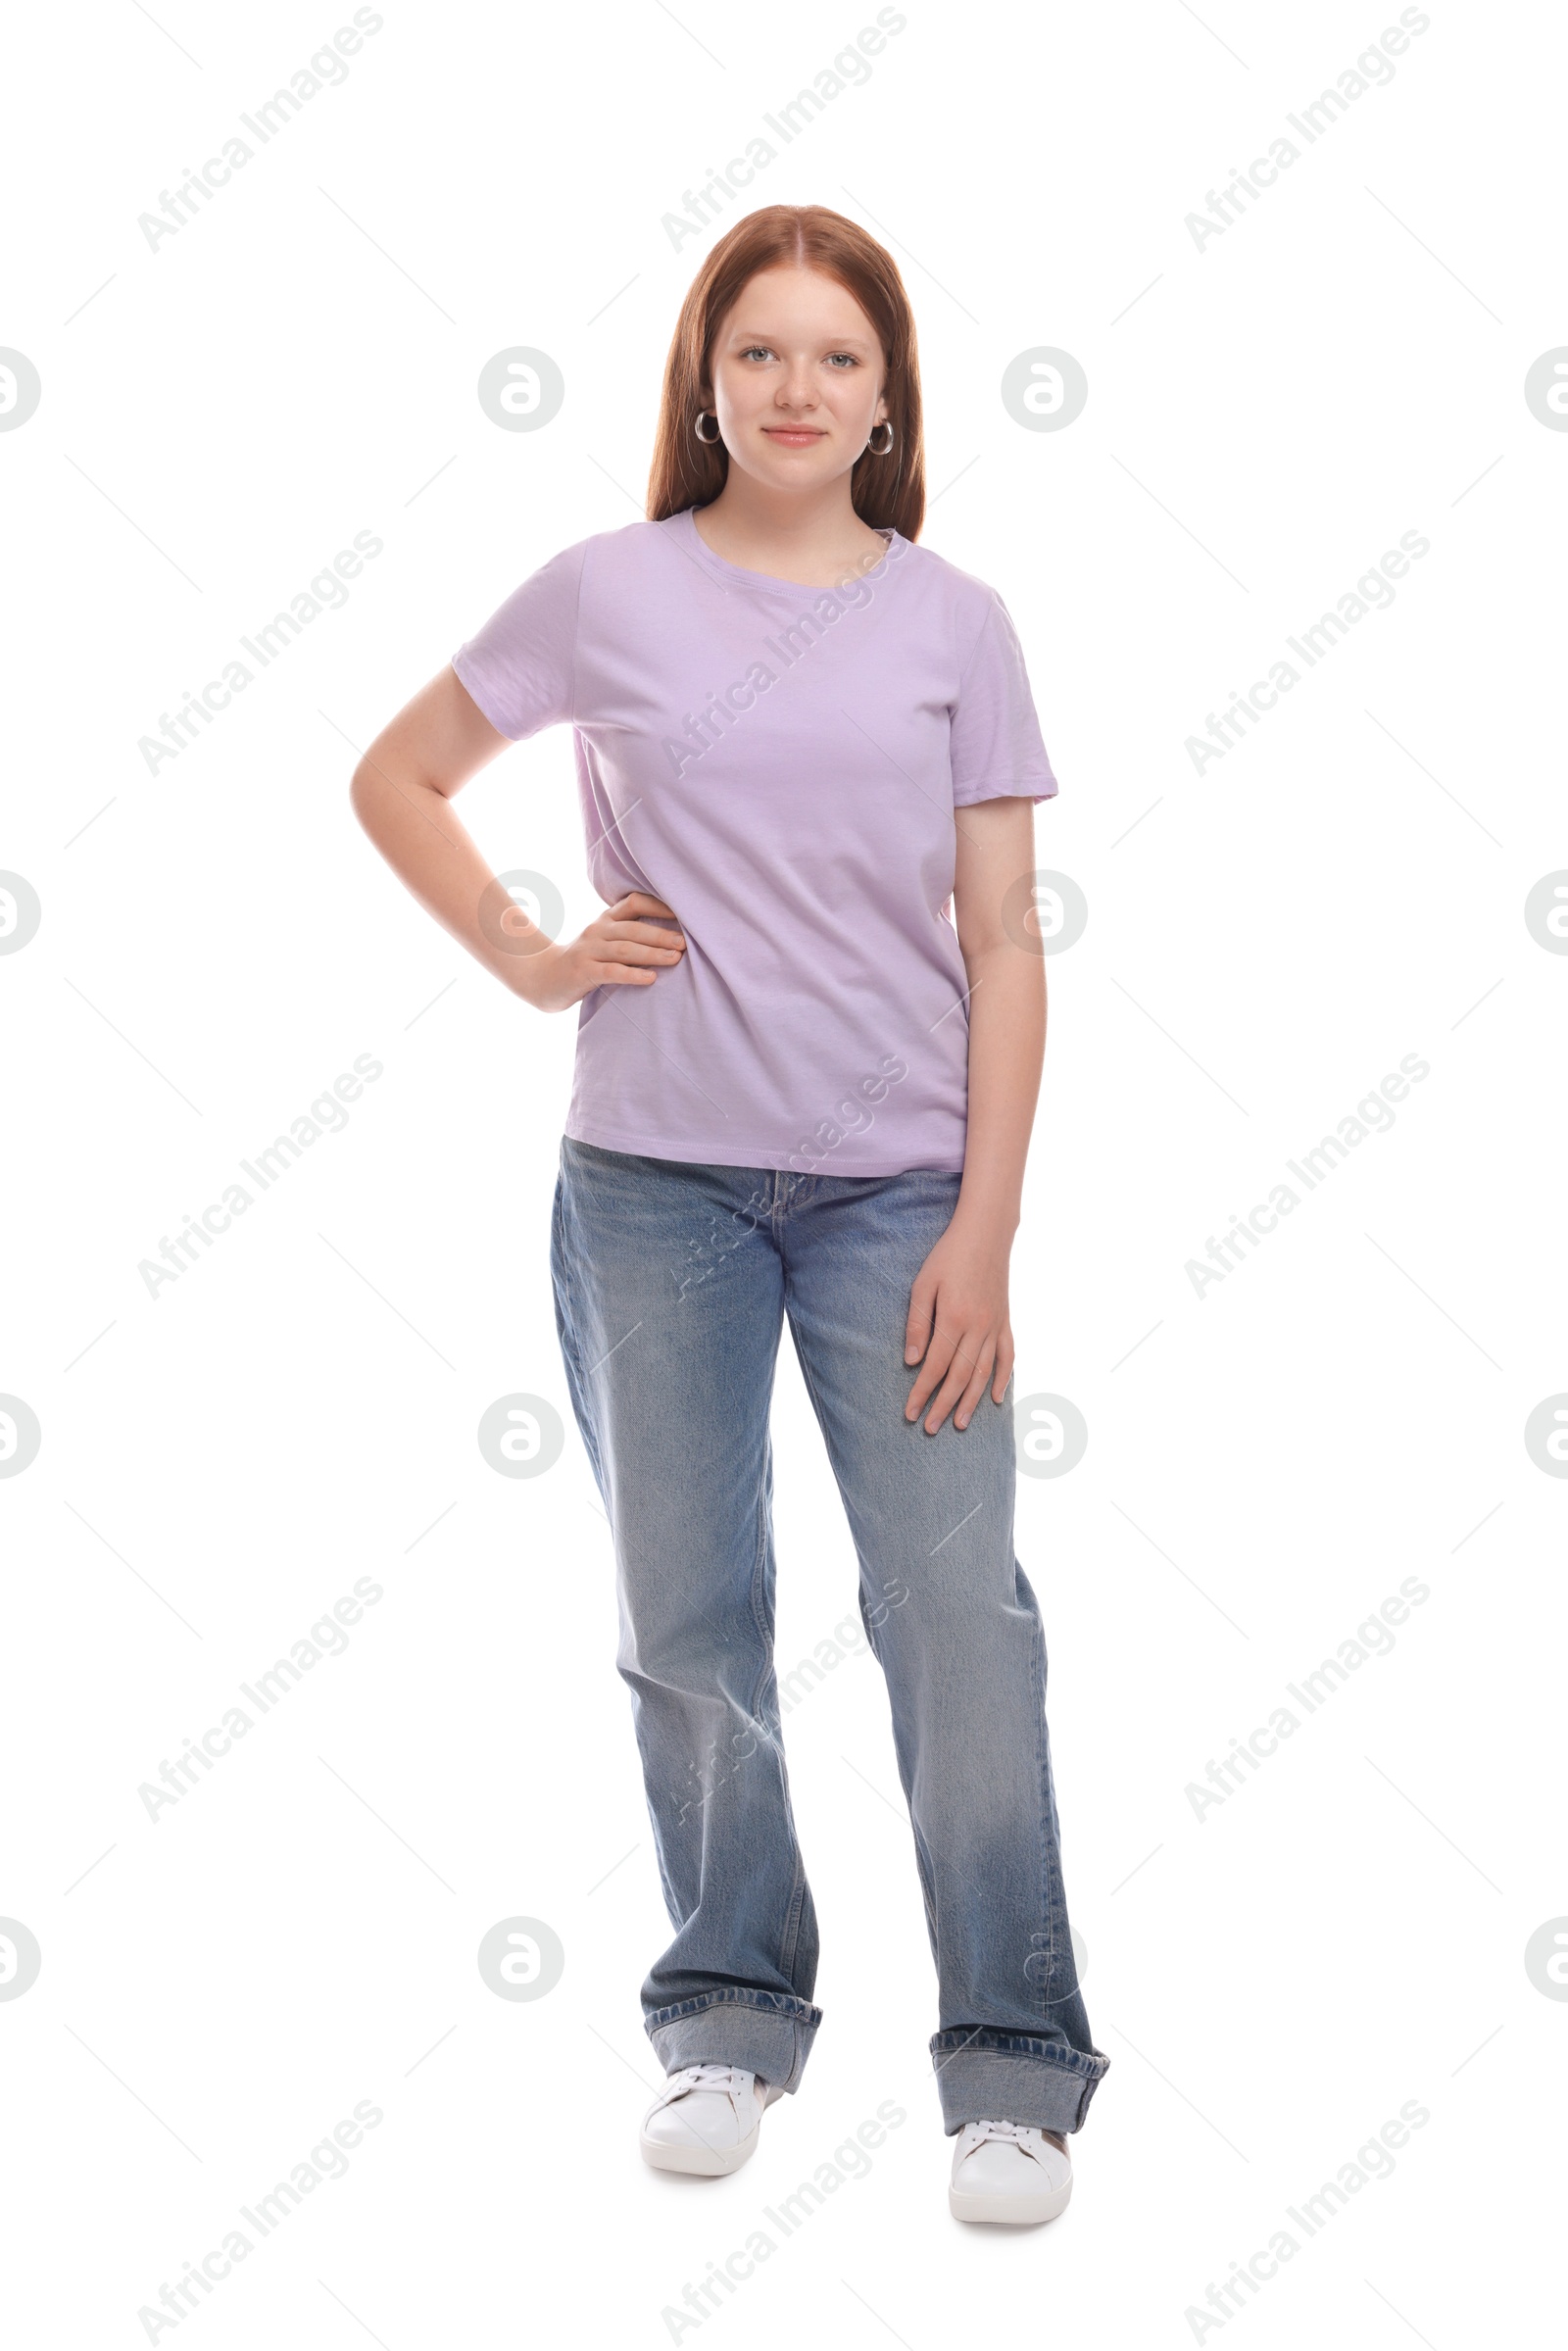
[904,1218,1015,1434]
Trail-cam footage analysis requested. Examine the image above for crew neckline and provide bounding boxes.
[676,503,902,594]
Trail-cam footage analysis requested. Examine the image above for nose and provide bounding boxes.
[774,363,818,413]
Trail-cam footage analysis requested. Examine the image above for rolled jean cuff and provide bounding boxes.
[647,1989,822,2093]
[929,2031,1109,2134]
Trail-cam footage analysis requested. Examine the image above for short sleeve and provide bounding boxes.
[949,589,1058,808]
[450,538,587,741]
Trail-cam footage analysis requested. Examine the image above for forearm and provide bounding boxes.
[350,749,536,998]
[953,937,1045,1236]
[902,930,1041,1431]
[349,668,688,1015]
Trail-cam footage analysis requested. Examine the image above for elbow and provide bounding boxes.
[348,758,380,831]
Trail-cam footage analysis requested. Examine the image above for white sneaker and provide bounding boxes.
[949,2119,1073,2225]
[640,2063,783,2177]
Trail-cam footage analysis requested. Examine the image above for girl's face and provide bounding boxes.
[705,265,890,497]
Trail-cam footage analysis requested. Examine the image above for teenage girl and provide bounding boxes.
[351,203,1106,2225]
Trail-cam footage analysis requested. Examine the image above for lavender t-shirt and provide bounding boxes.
[451,505,1056,1175]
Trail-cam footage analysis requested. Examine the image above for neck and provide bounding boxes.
[691,474,891,587]
[701,472,869,552]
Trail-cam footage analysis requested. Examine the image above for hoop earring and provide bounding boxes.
[694,410,721,445]
[867,419,896,457]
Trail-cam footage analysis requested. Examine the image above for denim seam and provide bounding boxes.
[550,1175,572,1358]
[648,1985,823,2032]
[554,1172,588,1391]
[1028,1580,1057,2030]
[908,1811,942,1967]
[928,2033,1108,2081]
[765,1275,840,2001]
[744,1454,809,1993]
[776,1845,809,1991]
[551,1169,607,1503]
[745,1432,776,1679]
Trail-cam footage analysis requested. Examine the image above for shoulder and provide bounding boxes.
[893,535,1010,651]
[505,514,698,611]
[895,535,993,597]
[577,514,691,574]
[496,516,682,594]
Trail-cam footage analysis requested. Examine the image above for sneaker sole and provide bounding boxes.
[949,2173,1072,2226]
[641,2128,759,2177]
[640,2082,785,2178]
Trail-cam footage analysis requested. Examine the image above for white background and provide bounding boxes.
[2,0,1564,2343]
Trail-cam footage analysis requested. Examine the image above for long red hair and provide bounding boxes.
[646,204,925,540]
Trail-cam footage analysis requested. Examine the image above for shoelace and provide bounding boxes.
[961,2118,1061,2167]
[652,2062,757,2114]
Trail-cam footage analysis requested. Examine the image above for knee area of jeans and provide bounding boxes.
[865,1585,1036,1657]
[619,1658,773,1732]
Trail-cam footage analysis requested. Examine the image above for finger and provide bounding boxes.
[602,917,685,950]
[913,1321,988,1430]
[905,1274,937,1366]
[612,893,680,921]
[905,1321,958,1420]
[588,960,659,987]
[992,1327,1014,1404]
[595,936,684,965]
[953,1336,997,1432]
[923,1344,983,1434]
[602,923,684,952]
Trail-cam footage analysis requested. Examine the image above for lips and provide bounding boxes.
[763,426,825,438]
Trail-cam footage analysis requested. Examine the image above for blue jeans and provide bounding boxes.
[550,1138,1108,2133]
